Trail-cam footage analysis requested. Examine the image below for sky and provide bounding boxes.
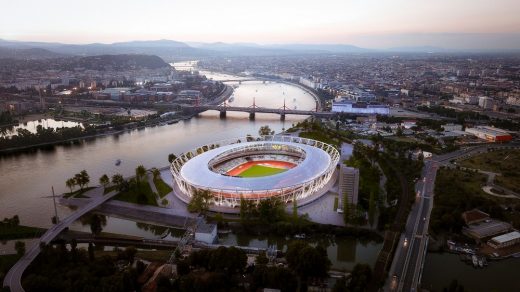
[1,0,519,49]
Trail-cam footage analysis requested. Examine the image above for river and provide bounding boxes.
[0,68,383,270]
[421,252,520,291]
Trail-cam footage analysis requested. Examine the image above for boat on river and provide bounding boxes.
[115,159,121,166]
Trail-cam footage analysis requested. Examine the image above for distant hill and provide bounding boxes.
[385,46,454,53]
[270,44,371,53]
[0,39,375,59]
[0,47,66,59]
[0,54,170,71]
[0,39,210,60]
[76,54,170,70]
[3,38,502,59]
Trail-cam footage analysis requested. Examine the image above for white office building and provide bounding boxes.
[332,101,390,115]
[339,165,359,207]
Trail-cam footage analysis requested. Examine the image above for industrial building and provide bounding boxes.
[464,126,512,142]
[462,219,512,241]
[339,165,359,206]
[487,231,520,249]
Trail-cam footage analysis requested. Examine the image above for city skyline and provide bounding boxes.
[1,0,520,50]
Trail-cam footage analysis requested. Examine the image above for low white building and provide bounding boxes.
[332,101,389,115]
[195,223,218,244]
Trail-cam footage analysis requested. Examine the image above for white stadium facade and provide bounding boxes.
[170,135,340,211]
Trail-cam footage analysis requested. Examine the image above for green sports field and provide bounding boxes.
[238,165,287,178]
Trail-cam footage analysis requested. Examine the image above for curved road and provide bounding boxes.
[3,190,119,292]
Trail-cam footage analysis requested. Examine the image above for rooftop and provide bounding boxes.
[196,222,217,234]
[463,219,512,239]
[490,231,520,244]
[462,209,490,225]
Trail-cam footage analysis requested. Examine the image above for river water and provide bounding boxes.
[0,118,83,137]
[421,252,520,291]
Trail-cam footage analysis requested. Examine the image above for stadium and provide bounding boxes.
[170,135,340,211]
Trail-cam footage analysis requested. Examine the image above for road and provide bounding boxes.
[384,142,519,291]
[386,160,438,291]
[3,190,119,292]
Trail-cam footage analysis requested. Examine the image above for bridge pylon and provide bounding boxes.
[248,97,259,120]
[279,99,290,121]
[219,101,228,118]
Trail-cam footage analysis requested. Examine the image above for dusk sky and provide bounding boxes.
[1,0,520,49]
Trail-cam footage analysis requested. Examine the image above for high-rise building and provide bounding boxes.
[339,165,359,206]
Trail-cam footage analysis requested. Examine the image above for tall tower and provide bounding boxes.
[39,87,46,110]
[339,165,359,206]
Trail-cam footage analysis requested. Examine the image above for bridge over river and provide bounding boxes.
[184,103,336,120]
[3,191,120,292]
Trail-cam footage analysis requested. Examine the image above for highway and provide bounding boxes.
[3,190,119,292]
[387,160,438,292]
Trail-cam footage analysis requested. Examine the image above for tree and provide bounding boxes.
[292,199,298,221]
[11,215,20,226]
[256,251,269,266]
[258,125,274,136]
[123,246,137,264]
[74,170,90,191]
[15,241,25,256]
[66,178,76,193]
[88,242,95,262]
[99,174,110,189]
[152,168,160,180]
[347,264,372,291]
[332,277,348,292]
[112,174,124,191]
[168,153,177,163]
[135,165,146,185]
[187,189,212,214]
[286,241,331,287]
[240,195,248,222]
[257,197,285,223]
[396,126,403,137]
[88,214,103,235]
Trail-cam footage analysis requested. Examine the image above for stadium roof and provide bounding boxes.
[180,141,332,191]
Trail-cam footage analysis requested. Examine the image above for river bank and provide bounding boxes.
[0,83,233,154]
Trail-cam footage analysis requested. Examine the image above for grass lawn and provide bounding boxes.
[103,185,118,195]
[0,225,46,240]
[114,180,158,206]
[239,165,287,178]
[459,149,520,193]
[63,186,95,198]
[153,177,173,198]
